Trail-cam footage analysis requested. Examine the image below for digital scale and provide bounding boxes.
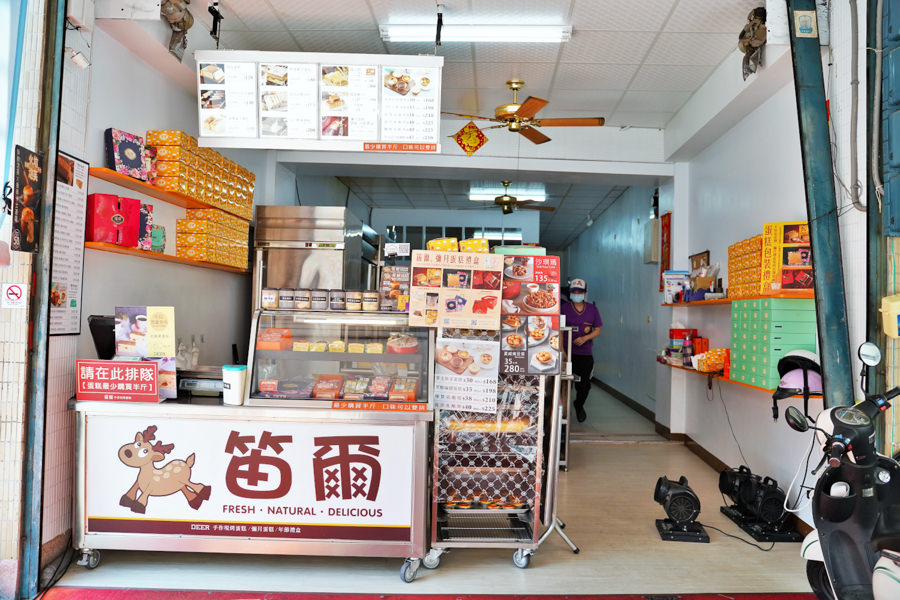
[177,366,224,396]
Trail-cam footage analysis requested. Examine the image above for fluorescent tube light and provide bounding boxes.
[380,24,572,43]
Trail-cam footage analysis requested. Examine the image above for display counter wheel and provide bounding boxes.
[422,549,442,569]
[401,558,420,583]
[77,549,101,569]
[512,549,532,569]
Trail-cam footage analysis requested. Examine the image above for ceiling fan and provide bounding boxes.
[444,79,606,144]
[478,180,555,214]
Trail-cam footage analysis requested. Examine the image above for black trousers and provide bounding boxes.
[571,354,594,411]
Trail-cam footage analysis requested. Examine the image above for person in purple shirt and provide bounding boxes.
[560,278,602,422]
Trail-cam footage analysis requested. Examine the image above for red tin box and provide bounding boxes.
[86,194,140,247]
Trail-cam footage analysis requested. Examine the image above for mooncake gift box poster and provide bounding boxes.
[114,306,176,359]
[408,250,503,329]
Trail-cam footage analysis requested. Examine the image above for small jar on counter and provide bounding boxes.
[345,290,362,311]
[294,289,311,310]
[278,289,295,309]
[362,290,380,312]
[310,289,329,310]
[329,290,346,311]
[261,288,279,310]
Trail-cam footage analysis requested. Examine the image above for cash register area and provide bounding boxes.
[52,387,809,596]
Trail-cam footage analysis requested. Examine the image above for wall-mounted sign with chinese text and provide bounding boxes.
[12,145,44,253]
[76,360,159,402]
[408,250,503,329]
[499,255,561,375]
[50,152,89,335]
[196,50,442,153]
[84,415,414,542]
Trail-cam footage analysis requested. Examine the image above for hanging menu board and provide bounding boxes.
[499,256,561,376]
[49,152,89,335]
[198,61,258,137]
[433,328,500,413]
[195,51,443,153]
[408,250,503,329]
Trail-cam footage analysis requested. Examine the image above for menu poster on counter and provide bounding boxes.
[408,250,503,329]
[433,329,500,413]
[198,62,257,137]
[320,65,379,140]
[500,256,561,375]
[381,66,439,143]
[114,306,176,359]
[11,145,44,253]
[49,152,89,335]
[259,63,318,139]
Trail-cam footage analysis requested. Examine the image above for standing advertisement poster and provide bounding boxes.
[433,328,500,413]
[408,250,503,329]
[11,145,43,253]
[499,255,561,376]
[84,415,415,543]
[49,152,89,334]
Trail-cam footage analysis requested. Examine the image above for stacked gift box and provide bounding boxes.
[761,221,813,294]
[729,298,817,389]
[146,130,255,221]
[176,208,249,270]
[727,234,762,298]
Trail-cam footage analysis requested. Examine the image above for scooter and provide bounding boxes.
[784,342,900,599]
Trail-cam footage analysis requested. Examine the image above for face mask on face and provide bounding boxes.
[571,293,585,303]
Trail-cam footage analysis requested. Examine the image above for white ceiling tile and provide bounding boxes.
[547,90,623,112]
[560,31,656,64]
[291,30,387,54]
[475,63,556,90]
[457,0,573,23]
[441,88,484,115]
[474,43,561,64]
[644,32,737,66]
[221,0,284,31]
[630,64,715,92]
[570,0,678,31]
[441,62,476,88]
[665,0,761,33]
[221,30,301,52]
[553,63,637,90]
[271,0,375,29]
[608,110,674,128]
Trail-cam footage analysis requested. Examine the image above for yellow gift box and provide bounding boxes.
[146,130,197,150]
[427,237,459,252]
[459,238,489,253]
[156,160,192,179]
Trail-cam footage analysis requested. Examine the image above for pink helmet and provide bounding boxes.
[772,367,823,401]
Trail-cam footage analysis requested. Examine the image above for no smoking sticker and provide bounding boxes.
[2,283,28,309]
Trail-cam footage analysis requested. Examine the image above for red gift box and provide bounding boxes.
[86,194,140,247]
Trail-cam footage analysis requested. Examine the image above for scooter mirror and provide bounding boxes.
[785,406,809,432]
[858,342,882,367]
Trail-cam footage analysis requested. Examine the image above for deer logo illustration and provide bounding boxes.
[118,425,211,513]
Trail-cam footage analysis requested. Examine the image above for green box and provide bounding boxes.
[760,298,815,311]
[759,307,817,322]
[765,321,818,334]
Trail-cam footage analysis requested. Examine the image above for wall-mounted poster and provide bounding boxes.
[408,250,503,329]
[499,255,561,376]
[11,145,44,253]
[198,61,258,138]
[258,63,318,139]
[49,152,89,335]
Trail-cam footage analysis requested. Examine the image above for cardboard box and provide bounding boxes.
[86,194,140,247]
[146,130,197,150]
[186,208,251,234]
[255,328,291,351]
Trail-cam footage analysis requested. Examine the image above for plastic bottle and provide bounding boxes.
[190,336,200,369]
[682,333,694,368]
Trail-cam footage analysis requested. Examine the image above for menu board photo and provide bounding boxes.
[408,250,504,329]
[433,328,500,413]
[198,62,258,137]
[500,256,561,376]
[195,50,442,153]
[49,152,89,335]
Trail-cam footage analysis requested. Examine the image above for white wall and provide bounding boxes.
[565,187,662,414]
[370,207,540,244]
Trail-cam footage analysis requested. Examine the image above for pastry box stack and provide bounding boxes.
[176,208,249,269]
[146,130,256,221]
[729,298,817,389]
[727,234,762,298]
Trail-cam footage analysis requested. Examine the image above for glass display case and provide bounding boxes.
[245,310,433,409]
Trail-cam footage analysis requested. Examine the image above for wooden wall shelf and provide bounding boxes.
[662,290,814,307]
[661,362,821,397]
[85,242,248,274]
[89,167,210,210]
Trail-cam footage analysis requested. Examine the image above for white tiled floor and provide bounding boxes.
[54,385,810,595]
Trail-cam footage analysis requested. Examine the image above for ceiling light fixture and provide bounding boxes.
[380,24,572,43]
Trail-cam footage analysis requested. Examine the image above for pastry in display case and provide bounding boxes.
[245,311,433,408]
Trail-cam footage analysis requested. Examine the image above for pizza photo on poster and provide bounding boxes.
[11,145,44,253]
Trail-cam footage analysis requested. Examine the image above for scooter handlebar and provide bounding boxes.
[828,441,846,468]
